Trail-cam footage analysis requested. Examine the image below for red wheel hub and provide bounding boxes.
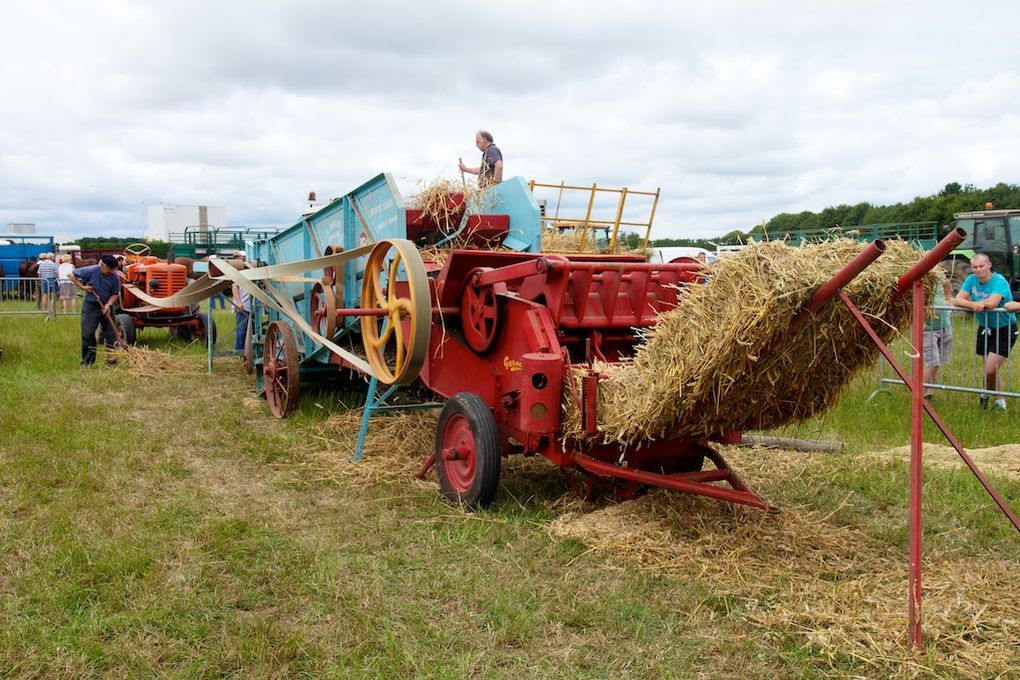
[440,413,477,493]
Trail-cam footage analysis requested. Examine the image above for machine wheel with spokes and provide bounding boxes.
[460,268,504,353]
[434,392,501,510]
[360,239,431,385]
[262,320,300,418]
[309,281,336,339]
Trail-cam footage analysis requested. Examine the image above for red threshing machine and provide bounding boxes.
[411,240,941,511]
[237,174,967,513]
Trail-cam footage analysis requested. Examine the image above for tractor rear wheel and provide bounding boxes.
[263,321,300,418]
[940,258,970,295]
[434,392,501,510]
[114,313,137,345]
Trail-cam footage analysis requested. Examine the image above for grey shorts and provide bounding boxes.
[923,326,953,366]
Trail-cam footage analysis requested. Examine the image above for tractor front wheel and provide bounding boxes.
[434,392,501,510]
[114,313,137,345]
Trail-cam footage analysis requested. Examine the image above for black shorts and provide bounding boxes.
[975,324,1018,357]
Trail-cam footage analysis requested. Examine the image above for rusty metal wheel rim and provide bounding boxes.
[262,321,300,418]
[309,281,336,338]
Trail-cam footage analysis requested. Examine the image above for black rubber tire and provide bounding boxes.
[434,392,501,510]
[114,313,137,345]
[940,258,970,295]
[197,312,217,346]
[656,455,705,475]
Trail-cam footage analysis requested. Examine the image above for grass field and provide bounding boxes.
[1,310,1018,678]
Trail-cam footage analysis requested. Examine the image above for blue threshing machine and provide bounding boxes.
[241,173,542,418]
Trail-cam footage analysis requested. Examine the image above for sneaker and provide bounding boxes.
[979,394,990,409]
[995,399,1007,411]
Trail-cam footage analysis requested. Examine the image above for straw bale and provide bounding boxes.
[563,239,937,444]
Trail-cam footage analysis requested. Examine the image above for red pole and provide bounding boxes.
[788,239,886,335]
[894,227,966,298]
[908,280,924,650]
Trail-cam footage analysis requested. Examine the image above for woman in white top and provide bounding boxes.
[57,256,77,313]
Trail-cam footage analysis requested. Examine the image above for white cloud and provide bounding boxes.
[0,0,1018,240]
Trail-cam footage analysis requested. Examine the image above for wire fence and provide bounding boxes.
[871,306,1020,401]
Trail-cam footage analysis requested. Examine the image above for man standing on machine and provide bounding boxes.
[459,130,503,188]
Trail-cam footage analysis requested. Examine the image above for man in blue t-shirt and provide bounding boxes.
[953,252,1018,409]
[69,255,123,366]
[458,130,503,188]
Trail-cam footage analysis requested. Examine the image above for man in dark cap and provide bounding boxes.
[69,255,123,366]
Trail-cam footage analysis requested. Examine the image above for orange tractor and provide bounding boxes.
[114,243,216,344]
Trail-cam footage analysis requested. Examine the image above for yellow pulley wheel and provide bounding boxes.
[360,239,431,385]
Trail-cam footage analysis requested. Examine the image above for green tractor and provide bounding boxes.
[939,209,1020,294]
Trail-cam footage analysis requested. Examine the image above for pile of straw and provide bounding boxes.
[540,226,649,257]
[107,346,197,377]
[563,239,936,444]
[548,485,1019,677]
[411,177,497,235]
[308,409,437,486]
[541,227,603,253]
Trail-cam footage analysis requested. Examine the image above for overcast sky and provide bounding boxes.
[1,1,1018,242]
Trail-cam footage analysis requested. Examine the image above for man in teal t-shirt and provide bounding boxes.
[953,253,1018,409]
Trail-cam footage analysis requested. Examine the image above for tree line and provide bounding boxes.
[652,182,1020,248]
[68,237,171,259]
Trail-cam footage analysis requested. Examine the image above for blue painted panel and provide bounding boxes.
[466,177,541,252]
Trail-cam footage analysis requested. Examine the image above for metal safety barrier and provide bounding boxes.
[871,305,1020,400]
[0,277,80,318]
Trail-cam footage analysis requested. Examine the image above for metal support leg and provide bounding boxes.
[354,375,444,463]
[355,376,397,462]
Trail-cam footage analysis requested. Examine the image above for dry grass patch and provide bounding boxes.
[307,410,437,488]
[878,443,1020,481]
[547,482,1018,677]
